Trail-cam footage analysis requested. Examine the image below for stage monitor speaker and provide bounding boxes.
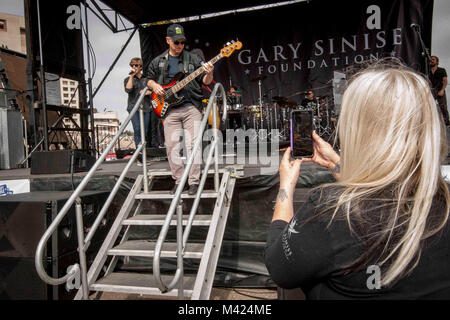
[0,190,117,299]
[30,150,96,174]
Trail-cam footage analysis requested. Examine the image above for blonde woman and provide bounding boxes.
[265,61,450,299]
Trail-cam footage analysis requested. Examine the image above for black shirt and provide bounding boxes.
[264,187,450,299]
[301,98,317,110]
[123,75,151,112]
[429,67,447,93]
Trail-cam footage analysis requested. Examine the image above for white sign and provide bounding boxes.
[0,179,30,196]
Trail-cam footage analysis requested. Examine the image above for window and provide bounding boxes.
[0,20,6,31]
[70,81,75,86]
[63,80,68,85]
[63,93,68,97]
[20,28,26,52]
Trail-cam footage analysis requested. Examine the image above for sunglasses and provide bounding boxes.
[173,40,186,45]
[131,64,142,67]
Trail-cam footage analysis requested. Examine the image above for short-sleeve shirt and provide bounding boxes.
[429,67,447,91]
[301,98,317,110]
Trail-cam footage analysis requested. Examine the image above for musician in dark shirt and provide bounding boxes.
[226,85,243,129]
[146,24,214,195]
[124,57,153,159]
[429,55,449,125]
[301,90,318,111]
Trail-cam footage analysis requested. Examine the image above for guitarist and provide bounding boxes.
[147,24,214,195]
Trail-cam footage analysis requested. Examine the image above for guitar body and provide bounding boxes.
[151,73,185,118]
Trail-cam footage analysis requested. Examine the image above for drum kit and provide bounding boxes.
[211,74,336,141]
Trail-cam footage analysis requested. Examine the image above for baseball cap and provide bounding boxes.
[167,24,186,41]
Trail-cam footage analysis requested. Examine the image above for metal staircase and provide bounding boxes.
[75,168,239,300]
[35,83,238,300]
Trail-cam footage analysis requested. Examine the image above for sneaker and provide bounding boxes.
[136,159,143,167]
[170,183,188,195]
[188,184,199,196]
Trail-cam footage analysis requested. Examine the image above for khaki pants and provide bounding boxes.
[164,105,202,185]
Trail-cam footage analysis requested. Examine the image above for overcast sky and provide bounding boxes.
[1,0,450,128]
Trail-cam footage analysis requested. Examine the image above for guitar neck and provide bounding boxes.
[170,54,222,94]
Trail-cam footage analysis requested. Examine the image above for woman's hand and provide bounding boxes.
[279,147,302,197]
[303,130,340,170]
[272,147,302,223]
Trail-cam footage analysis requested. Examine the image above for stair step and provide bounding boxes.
[135,190,218,200]
[148,169,232,176]
[108,240,204,259]
[123,214,212,226]
[91,272,195,297]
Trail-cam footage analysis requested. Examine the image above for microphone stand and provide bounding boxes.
[412,25,431,75]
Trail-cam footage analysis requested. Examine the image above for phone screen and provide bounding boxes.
[290,110,314,158]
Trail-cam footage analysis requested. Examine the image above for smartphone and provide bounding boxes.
[290,110,314,158]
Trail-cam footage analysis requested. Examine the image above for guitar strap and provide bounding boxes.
[157,51,194,84]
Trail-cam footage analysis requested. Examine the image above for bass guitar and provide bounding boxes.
[150,40,242,118]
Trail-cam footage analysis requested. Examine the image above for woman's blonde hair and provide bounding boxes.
[330,59,450,286]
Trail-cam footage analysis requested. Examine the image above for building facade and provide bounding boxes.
[94,111,120,153]
[0,12,26,55]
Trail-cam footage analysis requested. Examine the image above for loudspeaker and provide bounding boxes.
[0,190,117,299]
[30,150,96,174]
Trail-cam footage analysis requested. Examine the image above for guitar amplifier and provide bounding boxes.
[31,150,96,174]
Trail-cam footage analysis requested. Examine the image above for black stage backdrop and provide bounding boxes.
[139,0,433,109]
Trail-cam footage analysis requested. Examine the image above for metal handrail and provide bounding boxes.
[35,88,149,298]
[153,83,227,294]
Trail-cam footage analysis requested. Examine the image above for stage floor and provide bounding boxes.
[1,135,450,300]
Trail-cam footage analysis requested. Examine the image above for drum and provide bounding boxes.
[246,105,261,113]
[228,94,244,111]
[233,103,244,110]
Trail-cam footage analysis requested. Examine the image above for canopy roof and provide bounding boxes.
[99,0,281,24]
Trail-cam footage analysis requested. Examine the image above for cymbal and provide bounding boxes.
[279,99,297,107]
[251,75,267,82]
[272,96,288,103]
[285,99,297,107]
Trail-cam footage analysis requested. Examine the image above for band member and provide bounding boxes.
[124,57,153,165]
[301,90,318,110]
[429,55,449,126]
[228,85,238,97]
[146,24,214,195]
[227,85,242,129]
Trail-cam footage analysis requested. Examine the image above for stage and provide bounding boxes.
[2,132,450,299]
[0,147,337,298]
